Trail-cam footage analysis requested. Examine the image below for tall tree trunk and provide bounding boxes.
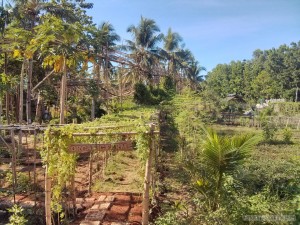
[0,96,2,125]
[91,97,95,120]
[26,59,33,124]
[19,59,26,124]
[119,71,123,110]
[35,91,42,123]
[296,86,298,102]
[4,52,10,124]
[5,93,9,124]
[59,57,67,124]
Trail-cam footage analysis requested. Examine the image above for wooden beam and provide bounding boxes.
[72,131,159,137]
[68,141,133,153]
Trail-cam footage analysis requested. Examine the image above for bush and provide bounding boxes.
[5,172,32,193]
[133,83,152,105]
[160,76,176,94]
[235,148,300,199]
[7,204,27,225]
[282,127,293,143]
[261,121,277,142]
[134,82,170,105]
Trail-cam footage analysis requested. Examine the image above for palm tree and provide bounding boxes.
[161,28,183,78]
[125,16,163,83]
[185,59,206,90]
[88,22,120,118]
[200,128,261,209]
[90,22,120,83]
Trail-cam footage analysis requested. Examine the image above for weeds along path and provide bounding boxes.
[156,112,192,219]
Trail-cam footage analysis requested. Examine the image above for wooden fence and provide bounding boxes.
[221,113,300,129]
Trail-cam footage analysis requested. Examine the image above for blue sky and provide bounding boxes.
[88,0,300,73]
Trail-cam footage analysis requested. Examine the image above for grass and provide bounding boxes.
[92,151,144,193]
[211,124,262,136]
[156,123,300,224]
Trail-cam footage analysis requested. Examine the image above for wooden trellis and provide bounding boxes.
[0,122,160,225]
[44,123,159,225]
[0,125,48,215]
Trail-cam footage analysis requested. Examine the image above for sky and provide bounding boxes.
[88,0,300,73]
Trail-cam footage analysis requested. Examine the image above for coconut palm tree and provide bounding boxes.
[125,16,163,83]
[87,22,120,118]
[161,28,183,78]
[200,128,261,210]
[90,22,120,82]
[185,59,206,90]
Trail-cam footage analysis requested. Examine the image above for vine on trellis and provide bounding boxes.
[40,108,158,216]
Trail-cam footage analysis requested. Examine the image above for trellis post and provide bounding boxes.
[142,124,155,225]
[88,151,93,195]
[33,129,37,213]
[10,129,17,204]
[45,146,52,225]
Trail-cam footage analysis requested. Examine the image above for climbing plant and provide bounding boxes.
[40,106,159,218]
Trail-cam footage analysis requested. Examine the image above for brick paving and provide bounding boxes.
[77,193,142,225]
[0,193,142,225]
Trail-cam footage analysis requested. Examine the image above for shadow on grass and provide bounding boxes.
[260,140,294,145]
[160,113,179,153]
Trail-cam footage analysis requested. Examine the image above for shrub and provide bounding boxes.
[282,127,292,143]
[5,172,31,193]
[134,82,170,105]
[261,121,277,142]
[161,76,176,94]
[155,211,180,225]
[7,204,27,225]
[133,83,152,105]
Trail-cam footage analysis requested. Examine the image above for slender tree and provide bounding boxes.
[161,28,183,77]
[28,14,84,124]
[125,16,163,83]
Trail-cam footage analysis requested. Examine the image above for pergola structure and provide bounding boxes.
[0,121,161,225]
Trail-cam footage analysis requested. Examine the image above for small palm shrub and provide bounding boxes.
[199,129,262,210]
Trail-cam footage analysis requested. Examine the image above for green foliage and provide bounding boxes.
[242,143,298,200]
[168,93,204,155]
[133,82,152,105]
[251,70,278,99]
[271,102,300,116]
[197,129,261,210]
[41,106,157,216]
[205,41,300,102]
[160,76,176,94]
[155,211,181,225]
[7,204,28,225]
[282,127,293,143]
[133,82,170,105]
[5,172,31,193]
[261,121,277,142]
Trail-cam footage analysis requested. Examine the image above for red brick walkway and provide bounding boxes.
[74,193,142,225]
[0,193,142,225]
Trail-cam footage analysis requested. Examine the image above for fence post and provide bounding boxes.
[45,146,52,225]
[10,129,17,204]
[142,124,154,225]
